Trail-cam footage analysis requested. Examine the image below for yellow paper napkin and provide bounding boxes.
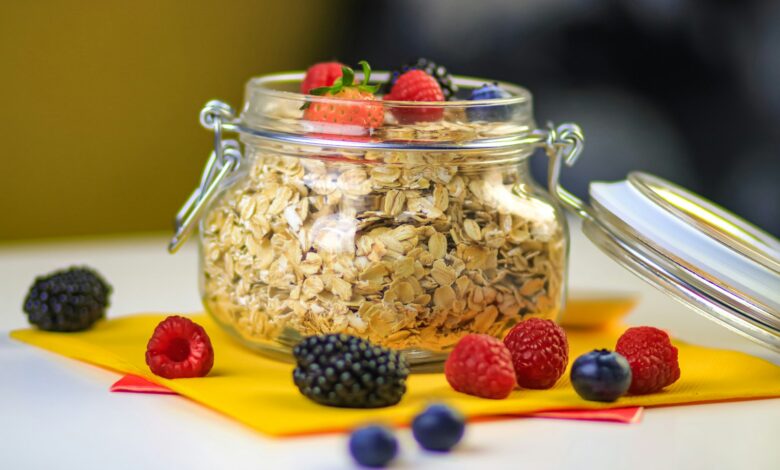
[11,313,780,437]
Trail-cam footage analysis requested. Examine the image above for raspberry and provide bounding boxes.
[384,57,458,100]
[385,69,445,124]
[615,326,680,394]
[145,316,214,379]
[301,61,344,94]
[444,334,516,399]
[503,318,569,389]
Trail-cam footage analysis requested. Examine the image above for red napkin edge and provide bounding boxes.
[111,374,643,424]
[110,374,176,395]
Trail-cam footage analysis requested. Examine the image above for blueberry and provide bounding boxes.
[412,404,465,452]
[466,83,513,122]
[348,425,398,468]
[570,349,632,402]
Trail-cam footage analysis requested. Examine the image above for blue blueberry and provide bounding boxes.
[348,425,398,468]
[570,349,632,402]
[466,83,513,122]
[411,404,465,452]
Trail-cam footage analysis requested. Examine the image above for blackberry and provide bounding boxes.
[384,58,458,100]
[23,267,111,332]
[292,334,409,408]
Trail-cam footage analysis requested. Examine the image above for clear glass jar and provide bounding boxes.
[173,71,583,367]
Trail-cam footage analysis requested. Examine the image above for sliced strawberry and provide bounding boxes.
[303,61,384,131]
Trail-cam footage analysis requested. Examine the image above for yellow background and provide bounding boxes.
[1,1,343,240]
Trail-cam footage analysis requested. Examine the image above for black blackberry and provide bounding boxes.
[293,334,409,408]
[384,58,459,100]
[23,267,111,332]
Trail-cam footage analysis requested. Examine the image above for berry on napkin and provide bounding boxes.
[570,349,632,402]
[445,334,516,399]
[503,318,569,389]
[145,316,214,379]
[292,334,409,408]
[616,326,681,394]
[23,267,111,332]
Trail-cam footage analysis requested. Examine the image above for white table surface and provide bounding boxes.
[1,220,778,470]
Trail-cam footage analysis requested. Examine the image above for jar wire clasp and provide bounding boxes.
[536,122,592,220]
[168,101,242,253]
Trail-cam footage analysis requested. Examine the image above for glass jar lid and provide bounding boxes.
[577,171,780,352]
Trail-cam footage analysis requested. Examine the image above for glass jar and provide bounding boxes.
[170,71,584,366]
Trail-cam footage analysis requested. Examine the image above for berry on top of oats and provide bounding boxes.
[385,69,445,123]
[385,58,458,100]
[303,61,383,130]
[466,83,513,122]
[301,61,345,94]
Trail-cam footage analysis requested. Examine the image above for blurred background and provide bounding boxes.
[2,0,779,241]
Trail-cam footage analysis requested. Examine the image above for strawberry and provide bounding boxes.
[384,69,445,124]
[301,61,345,94]
[303,61,384,131]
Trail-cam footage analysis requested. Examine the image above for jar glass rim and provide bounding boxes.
[244,71,532,109]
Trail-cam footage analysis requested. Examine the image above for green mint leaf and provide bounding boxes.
[358,84,381,94]
[358,60,371,85]
[341,65,354,87]
[308,86,331,96]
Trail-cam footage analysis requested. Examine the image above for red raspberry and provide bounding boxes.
[444,334,516,399]
[145,316,214,379]
[616,326,680,394]
[384,69,445,123]
[301,61,345,94]
[503,318,569,389]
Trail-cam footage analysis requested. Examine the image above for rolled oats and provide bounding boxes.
[201,120,565,353]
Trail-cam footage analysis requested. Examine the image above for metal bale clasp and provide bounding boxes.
[534,122,589,220]
[168,101,242,253]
